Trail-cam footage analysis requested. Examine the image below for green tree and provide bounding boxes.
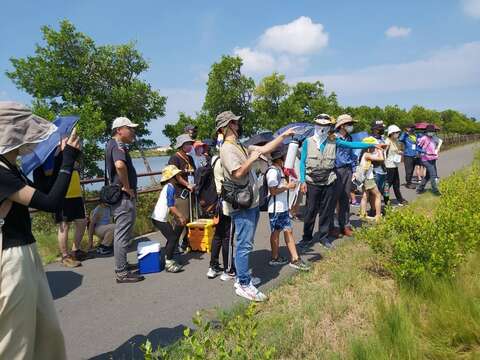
[253,72,291,131]
[203,55,256,135]
[6,20,166,176]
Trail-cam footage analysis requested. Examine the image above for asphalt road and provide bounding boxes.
[45,142,479,359]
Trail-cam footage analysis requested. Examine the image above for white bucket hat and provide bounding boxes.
[387,124,401,136]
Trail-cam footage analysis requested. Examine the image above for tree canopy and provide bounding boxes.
[7,20,166,176]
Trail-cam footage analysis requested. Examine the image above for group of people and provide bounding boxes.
[0,100,443,357]
[149,112,443,302]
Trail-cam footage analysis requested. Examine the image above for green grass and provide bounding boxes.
[141,148,480,360]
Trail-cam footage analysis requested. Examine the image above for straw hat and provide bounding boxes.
[161,165,182,183]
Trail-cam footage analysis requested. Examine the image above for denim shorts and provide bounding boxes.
[268,211,292,232]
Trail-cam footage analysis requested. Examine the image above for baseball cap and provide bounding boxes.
[112,117,139,130]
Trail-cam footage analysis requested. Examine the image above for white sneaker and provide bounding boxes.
[220,272,235,281]
[206,267,222,279]
[235,283,267,302]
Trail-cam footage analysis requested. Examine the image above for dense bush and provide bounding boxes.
[356,151,480,284]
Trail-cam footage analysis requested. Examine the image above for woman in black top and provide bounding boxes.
[0,101,81,360]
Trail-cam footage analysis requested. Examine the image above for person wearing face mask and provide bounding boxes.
[416,124,442,195]
[370,121,389,205]
[298,114,381,249]
[168,134,196,252]
[385,125,407,206]
[330,114,359,238]
[106,117,143,283]
[217,111,296,301]
[399,125,419,189]
[0,101,82,359]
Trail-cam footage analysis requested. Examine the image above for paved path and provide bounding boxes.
[46,143,479,359]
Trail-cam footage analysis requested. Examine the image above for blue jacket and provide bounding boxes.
[399,132,417,157]
[300,137,374,183]
[334,133,358,171]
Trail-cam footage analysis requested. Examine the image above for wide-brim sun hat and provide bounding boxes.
[174,134,194,149]
[0,101,57,155]
[314,113,333,125]
[387,124,401,136]
[193,140,205,149]
[335,114,358,129]
[161,164,182,183]
[215,111,241,132]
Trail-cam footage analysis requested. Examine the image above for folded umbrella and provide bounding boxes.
[21,115,79,174]
[243,131,274,147]
[274,122,314,144]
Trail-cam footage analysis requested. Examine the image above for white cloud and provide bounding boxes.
[233,16,327,75]
[462,0,480,18]
[293,42,480,96]
[259,16,328,55]
[385,26,412,38]
[234,47,309,76]
[233,47,276,74]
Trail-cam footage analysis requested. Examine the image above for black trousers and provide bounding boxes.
[302,181,336,244]
[404,156,416,185]
[332,167,352,230]
[152,219,183,260]
[386,168,405,203]
[210,212,235,272]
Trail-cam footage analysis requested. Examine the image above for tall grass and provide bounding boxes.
[349,251,480,359]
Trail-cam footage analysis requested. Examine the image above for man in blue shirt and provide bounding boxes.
[298,114,379,249]
[399,125,418,189]
[331,114,358,237]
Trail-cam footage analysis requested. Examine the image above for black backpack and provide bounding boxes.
[194,158,219,217]
[259,166,287,213]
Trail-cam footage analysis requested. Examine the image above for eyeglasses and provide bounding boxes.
[315,114,331,120]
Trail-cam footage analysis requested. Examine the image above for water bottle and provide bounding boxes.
[285,140,299,170]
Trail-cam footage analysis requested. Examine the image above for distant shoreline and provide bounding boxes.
[130,148,171,158]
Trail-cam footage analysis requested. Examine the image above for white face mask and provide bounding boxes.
[314,125,330,143]
[345,125,354,133]
[426,132,435,137]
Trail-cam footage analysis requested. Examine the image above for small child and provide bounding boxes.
[152,165,187,273]
[357,137,384,223]
[267,146,310,271]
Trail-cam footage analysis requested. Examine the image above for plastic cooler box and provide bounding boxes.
[137,240,163,274]
[187,219,215,252]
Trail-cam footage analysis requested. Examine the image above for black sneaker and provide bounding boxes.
[297,240,314,251]
[126,263,139,273]
[116,271,145,283]
[96,245,113,256]
[268,257,289,266]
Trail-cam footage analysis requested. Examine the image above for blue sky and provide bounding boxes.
[1,0,479,145]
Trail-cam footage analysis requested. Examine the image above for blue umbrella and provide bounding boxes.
[274,122,314,144]
[21,115,79,174]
